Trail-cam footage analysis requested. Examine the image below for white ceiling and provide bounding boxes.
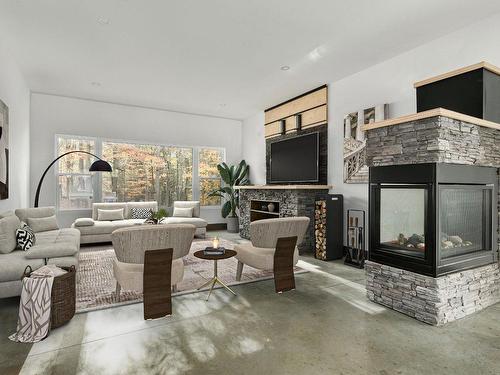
[1,0,500,120]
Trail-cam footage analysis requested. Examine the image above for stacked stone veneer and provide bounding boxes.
[365,114,500,325]
[239,188,328,254]
[365,115,500,167]
[366,261,500,325]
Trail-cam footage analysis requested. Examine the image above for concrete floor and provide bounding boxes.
[1,231,500,375]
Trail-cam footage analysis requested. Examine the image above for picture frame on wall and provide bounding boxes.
[0,99,8,200]
[343,104,388,184]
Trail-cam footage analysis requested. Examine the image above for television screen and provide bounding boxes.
[270,132,319,183]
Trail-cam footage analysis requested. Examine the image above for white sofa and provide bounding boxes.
[0,207,80,298]
[72,201,207,244]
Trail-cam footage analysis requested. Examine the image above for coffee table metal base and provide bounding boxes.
[197,258,237,301]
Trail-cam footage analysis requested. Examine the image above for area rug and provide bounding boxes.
[76,238,306,312]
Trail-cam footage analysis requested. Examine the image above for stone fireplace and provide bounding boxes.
[363,108,500,325]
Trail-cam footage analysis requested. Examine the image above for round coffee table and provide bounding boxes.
[194,249,237,300]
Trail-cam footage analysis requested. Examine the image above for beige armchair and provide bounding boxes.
[234,217,310,290]
[111,224,195,300]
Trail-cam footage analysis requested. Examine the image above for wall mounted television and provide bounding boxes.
[269,132,319,183]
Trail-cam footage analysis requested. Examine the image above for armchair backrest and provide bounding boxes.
[173,201,200,217]
[111,224,195,264]
[250,217,310,248]
[15,206,56,223]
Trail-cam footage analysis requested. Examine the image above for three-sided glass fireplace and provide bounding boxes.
[369,163,498,276]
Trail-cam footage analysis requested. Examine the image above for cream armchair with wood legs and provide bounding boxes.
[235,217,310,292]
[111,224,195,300]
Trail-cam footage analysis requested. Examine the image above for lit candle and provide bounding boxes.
[212,237,219,249]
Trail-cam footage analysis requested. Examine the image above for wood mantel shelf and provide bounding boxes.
[361,108,500,132]
[413,61,500,88]
[235,185,332,190]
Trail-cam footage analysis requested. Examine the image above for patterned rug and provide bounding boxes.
[76,238,306,312]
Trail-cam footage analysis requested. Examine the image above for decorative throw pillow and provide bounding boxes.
[97,208,125,221]
[74,218,95,227]
[27,215,59,233]
[16,222,36,251]
[130,207,152,219]
[173,207,193,218]
[0,214,21,254]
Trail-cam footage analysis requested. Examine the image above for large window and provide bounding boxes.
[56,136,223,210]
[102,142,193,206]
[56,136,96,210]
[199,148,224,206]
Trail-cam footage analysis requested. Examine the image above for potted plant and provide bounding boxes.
[145,208,168,224]
[208,160,250,233]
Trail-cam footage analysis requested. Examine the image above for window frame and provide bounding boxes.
[196,147,226,208]
[54,134,99,211]
[55,134,225,211]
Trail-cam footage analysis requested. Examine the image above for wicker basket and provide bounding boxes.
[23,265,76,329]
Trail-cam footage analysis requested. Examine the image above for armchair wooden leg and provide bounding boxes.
[172,285,178,293]
[274,236,298,293]
[236,261,244,281]
[115,282,121,302]
[143,248,173,320]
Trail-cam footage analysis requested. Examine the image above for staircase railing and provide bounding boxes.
[344,142,366,182]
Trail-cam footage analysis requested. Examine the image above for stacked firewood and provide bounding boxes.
[315,200,327,260]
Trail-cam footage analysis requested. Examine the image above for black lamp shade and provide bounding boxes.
[89,159,112,172]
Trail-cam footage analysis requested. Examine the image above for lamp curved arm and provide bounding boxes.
[34,150,104,208]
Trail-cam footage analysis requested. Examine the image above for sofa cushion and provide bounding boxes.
[16,222,36,250]
[0,214,21,254]
[127,202,158,218]
[234,243,299,270]
[15,207,56,224]
[74,218,95,227]
[162,217,207,228]
[130,207,152,219]
[92,203,128,220]
[0,210,15,218]
[173,201,200,217]
[26,228,80,259]
[173,207,193,218]
[76,219,145,236]
[0,250,45,283]
[98,208,125,221]
[27,215,59,233]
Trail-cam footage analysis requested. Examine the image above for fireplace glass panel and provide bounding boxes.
[379,188,426,258]
[439,187,491,259]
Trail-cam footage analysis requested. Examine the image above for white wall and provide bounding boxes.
[243,13,500,247]
[242,112,266,184]
[30,93,242,227]
[0,45,30,212]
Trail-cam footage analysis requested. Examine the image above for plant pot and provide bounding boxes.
[226,216,239,233]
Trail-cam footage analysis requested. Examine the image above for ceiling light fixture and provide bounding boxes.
[97,17,110,25]
[280,65,290,71]
[91,81,101,87]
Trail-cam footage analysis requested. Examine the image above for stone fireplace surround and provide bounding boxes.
[363,108,500,325]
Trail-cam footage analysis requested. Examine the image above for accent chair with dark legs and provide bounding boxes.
[234,217,310,293]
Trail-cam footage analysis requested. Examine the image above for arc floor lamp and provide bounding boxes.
[34,150,112,208]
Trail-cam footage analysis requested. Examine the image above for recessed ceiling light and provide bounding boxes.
[219,103,227,107]
[280,65,290,71]
[97,17,110,25]
[91,81,101,87]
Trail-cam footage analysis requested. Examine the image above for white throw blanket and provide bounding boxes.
[9,265,67,343]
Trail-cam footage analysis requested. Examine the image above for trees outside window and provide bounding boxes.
[56,136,223,210]
[56,136,96,210]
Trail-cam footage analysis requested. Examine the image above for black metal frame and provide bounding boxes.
[369,163,498,277]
